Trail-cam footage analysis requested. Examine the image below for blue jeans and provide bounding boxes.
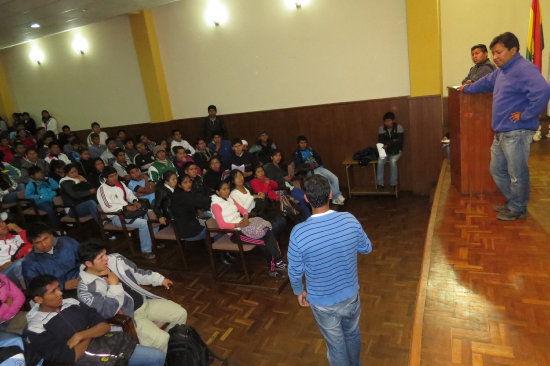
[377,150,402,186]
[69,199,99,223]
[183,228,206,241]
[313,167,342,198]
[310,294,362,366]
[111,215,157,253]
[2,183,25,204]
[37,201,59,229]
[490,129,535,213]
[128,344,165,366]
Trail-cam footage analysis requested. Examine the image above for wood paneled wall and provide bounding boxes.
[75,96,444,195]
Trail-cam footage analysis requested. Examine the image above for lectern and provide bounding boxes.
[448,87,499,194]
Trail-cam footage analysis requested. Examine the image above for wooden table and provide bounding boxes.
[342,157,398,198]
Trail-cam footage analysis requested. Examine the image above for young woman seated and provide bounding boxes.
[59,163,98,223]
[210,180,287,278]
[204,157,223,192]
[171,174,210,241]
[173,146,202,176]
[153,170,178,226]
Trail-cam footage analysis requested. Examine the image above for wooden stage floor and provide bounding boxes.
[412,140,550,366]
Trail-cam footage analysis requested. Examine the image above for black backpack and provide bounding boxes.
[166,325,227,366]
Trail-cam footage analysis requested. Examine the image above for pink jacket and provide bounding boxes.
[0,273,24,323]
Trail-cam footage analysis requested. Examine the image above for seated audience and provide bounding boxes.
[211,180,286,278]
[462,44,496,85]
[78,148,95,176]
[173,146,202,176]
[63,136,82,162]
[113,148,131,181]
[100,138,118,166]
[153,171,178,226]
[170,129,195,155]
[293,135,345,205]
[127,164,156,204]
[88,132,106,159]
[148,146,177,183]
[25,274,165,366]
[229,138,258,182]
[184,162,212,199]
[22,222,80,292]
[97,167,156,260]
[41,110,58,133]
[115,129,127,149]
[10,141,27,168]
[124,138,138,162]
[0,216,32,286]
[78,242,187,353]
[20,148,49,184]
[48,159,66,183]
[21,111,37,135]
[193,137,213,172]
[264,150,310,215]
[204,157,224,192]
[203,105,228,141]
[376,112,404,191]
[208,133,232,168]
[87,158,106,189]
[249,131,277,165]
[57,125,74,148]
[139,134,157,152]
[250,165,279,201]
[134,141,155,173]
[16,128,37,149]
[44,141,71,165]
[171,174,210,241]
[87,121,109,146]
[0,136,13,164]
[24,166,59,229]
[0,168,24,205]
[37,134,54,159]
[0,273,24,326]
[59,163,98,222]
[35,127,46,146]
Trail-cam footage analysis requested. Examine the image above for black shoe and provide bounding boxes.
[497,210,527,221]
[268,270,287,279]
[220,252,235,265]
[377,185,385,191]
[274,260,287,272]
[493,204,509,213]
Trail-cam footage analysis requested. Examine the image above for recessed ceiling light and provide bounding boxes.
[30,23,40,28]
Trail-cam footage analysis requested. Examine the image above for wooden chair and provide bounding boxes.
[147,218,188,271]
[204,218,256,284]
[15,190,49,225]
[53,196,96,241]
[96,205,138,256]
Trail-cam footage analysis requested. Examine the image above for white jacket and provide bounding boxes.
[211,194,242,225]
[97,182,137,216]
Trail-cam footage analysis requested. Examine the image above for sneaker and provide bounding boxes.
[107,234,117,240]
[496,210,527,221]
[220,252,235,265]
[268,270,287,279]
[336,195,346,203]
[493,205,509,213]
[142,252,156,260]
[332,199,344,206]
[274,260,287,271]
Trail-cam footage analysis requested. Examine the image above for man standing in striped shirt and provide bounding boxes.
[288,175,372,366]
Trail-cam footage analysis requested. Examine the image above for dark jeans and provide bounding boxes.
[69,199,99,223]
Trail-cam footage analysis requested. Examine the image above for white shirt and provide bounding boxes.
[230,188,256,212]
[170,140,195,155]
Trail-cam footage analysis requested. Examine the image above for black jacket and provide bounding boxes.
[204,170,222,191]
[229,152,258,181]
[60,179,96,207]
[193,150,212,172]
[192,176,214,199]
[202,116,227,141]
[171,188,209,238]
[153,184,173,219]
[378,123,404,156]
[134,152,155,173]
[293,147,323,169]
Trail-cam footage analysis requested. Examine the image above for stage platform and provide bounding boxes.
[410,140,550,365]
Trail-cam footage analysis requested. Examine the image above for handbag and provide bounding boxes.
[76,331,137,366]
[240,217,272,239]
[122,205,148,221]
[277,191,299,216]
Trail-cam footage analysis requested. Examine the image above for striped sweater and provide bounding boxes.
[288,210,372,306]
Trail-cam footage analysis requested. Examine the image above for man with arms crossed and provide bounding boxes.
[288,175,372,365]
[460,32,550,220]
[462,44,496,84]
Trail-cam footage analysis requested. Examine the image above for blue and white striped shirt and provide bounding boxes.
[288,210,372,306]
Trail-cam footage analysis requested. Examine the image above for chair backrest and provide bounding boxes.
[205,218,219,229]
[52,196,65,214]
[16,190,25,199]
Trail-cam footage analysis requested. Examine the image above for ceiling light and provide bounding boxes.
[29,46,45,65]
[205,0,228,26]
[72,35,88,54]
[284,0,311,9]
[30,23,40,28]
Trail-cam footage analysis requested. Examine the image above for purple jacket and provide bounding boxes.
[464,53,550,132]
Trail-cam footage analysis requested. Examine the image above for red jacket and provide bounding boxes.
[250,177,279,201]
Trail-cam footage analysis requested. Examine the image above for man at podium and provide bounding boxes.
[462,44,496,85]
[459,32,550,221]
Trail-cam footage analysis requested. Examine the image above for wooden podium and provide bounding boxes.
[448,87,499,194]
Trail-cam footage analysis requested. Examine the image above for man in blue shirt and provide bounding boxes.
[288,175,372,365]
[460,32,550,221]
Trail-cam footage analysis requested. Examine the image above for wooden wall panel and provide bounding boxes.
[75,96,444,195]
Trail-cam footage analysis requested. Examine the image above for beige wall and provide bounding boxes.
[441,0,550,96]
[153,0,411,119]
[1,16,149,130]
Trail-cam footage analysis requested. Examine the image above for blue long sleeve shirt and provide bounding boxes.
[463,53,550,133]
[288,210,372,306]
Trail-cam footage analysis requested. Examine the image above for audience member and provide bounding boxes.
[21,112,37,135]
[204,157,224,192]
[184,162,212,199]
[10,141,26,168]
[170,129,195,155]
[48,159,67,183]
[0,168,24,205]
[249,131,277,165]
[78,242,187,353]
[229,138,258,182]
[134,141,155,173]
[115,129,127,149]
[127,164,156,204]
[41,110,58,133]
[16,129,36,149]
[173,146,201,176]
[139,134,156,152]
[22,223,80,292]
[88,132,106,159]
[0,215,32,286]
[462,44,496,85]
[24,166,59,229]
[153,170,178,226]
[20,148,49,184]
[203,105,227,141]
[208,133,232,168]
[0,137,13,164]
[148,146,177,183]
[59,164,98,223]
[376,112,404,191]
[288,175,372,366]
[44,141,71,165]
[57,125,74,148]
[78,148,95,176]
[0,273,24,326]
[293,135,345,205]
[171,174,210,241]
[36,135,53,159]
[124,138,138,162]
[87,158,106,189]
[100,138,118,166]
[87,121,108,146]
[113,148,131,181]
[25,274,165,366]
[97,167,156,259]
[250,166,279,201]
[193,137,213,172]
[211,180,286,278]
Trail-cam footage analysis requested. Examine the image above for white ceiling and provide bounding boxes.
[0,0,182,50]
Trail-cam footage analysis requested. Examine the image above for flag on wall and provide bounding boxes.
[526,0,544,71]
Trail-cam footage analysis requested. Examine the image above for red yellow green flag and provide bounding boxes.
[526,0,544,71]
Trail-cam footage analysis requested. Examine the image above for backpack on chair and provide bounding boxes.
[166,324,227,366]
